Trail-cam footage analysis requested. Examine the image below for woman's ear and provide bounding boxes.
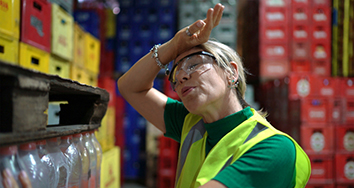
[229,61,238,81]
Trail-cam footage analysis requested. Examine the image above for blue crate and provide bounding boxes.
[116,23,132,41]
[132,24,153,40]
[116,8,131,25]
[74,10,100,38]
[116,40,129,57]
[154,23,176,44]
[158,7,176,23]
[115,55,131,73]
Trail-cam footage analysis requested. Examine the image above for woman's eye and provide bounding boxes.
[188,63,199,70]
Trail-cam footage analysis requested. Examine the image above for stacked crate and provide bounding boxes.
[178,0,238,49]
[0,0,20,65]
[157,136,179,188]
[259,0,290,80]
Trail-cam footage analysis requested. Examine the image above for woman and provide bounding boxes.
[118,3,311,188]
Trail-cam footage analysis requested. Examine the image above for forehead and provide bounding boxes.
[174,47,204,64]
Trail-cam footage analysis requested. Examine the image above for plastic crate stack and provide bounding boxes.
[114,0,177,181]
[178,0,238,49]
[259,0,354,187]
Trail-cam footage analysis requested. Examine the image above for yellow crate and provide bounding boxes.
[101,146,120,188]
[70,64,86,84]
[105,106,116,150]
[19,42,49,73]
[84,33,100,74]
[85,70,98,87]
[49,55,70,79]
[51,3,74,61]
[73,23,85,67]
[0,36,19,64]
[0,0,20,40]
[105,9,116,38]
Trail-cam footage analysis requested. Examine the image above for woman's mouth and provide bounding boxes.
[181,86,195,97]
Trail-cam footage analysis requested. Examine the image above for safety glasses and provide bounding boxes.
[168,51,216,91]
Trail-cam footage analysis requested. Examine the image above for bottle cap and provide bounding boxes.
[73,133,82,138]
[19,142,36,151]
[61,135,73,140]
[36,140,46,146]
[0,145,17,155]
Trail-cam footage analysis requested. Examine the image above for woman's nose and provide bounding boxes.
[176,69,190,84]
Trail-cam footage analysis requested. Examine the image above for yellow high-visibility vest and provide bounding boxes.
[175,108,311,188]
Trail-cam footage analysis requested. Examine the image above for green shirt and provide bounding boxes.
[164,98,296,188]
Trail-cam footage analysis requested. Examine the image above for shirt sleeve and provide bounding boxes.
[163,97,189,143]
[212,135,296,188]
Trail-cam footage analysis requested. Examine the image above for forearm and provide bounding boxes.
[117,40,177,96]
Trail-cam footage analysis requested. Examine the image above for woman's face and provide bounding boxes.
[173,48,230,114]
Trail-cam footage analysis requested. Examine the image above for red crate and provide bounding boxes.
[291,41,310,60]
[311,6,331,25]
[98,76,116,107]
[260,7,289,26]
[335,125,354,153]
[99,49,114,75]
[312,60,331,76]
[336,184,354,188]
[311,42,331,61]
[306,183,335,188]
[312,0,332,7]
[335,153,354,184]
[21,0,51,53]
[316,77,340,98]
[260,43,289,59]
[157,174,175,188]
[163,77,179,100]
[159,136,179,158]
[260,25,289,43]
[301,98,330,124]
[292,5,310,24]
[261,0,290,8]
[311,25,331,42]
[344,99,354,124]
[301,125,334,154]
[340,78,354,99]
[329,98,345,124]
[308,154,335,184]
[288,73,317,99]
[260,58,290,79]
[292,0,311,6]
[292,24,310,41]
[291,59,311,73]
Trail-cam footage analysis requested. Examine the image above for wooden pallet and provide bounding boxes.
[0,61,109,146]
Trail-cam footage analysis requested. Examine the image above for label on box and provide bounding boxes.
[266,0,286,6]
[297,79,310,97]
[344,161,354,180]
[266,46,285,56]
[266,12,285,22]
[293,12,307,21]
[313,12,327,22]
[314,45,327,59]
[313,30,327,40]
[311,132,324,152]
[344,131,354,152]
[266,29,285,39]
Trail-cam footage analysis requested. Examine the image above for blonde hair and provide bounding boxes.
[196,40,267,117]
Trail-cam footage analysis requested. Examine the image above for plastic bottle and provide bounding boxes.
[82,132,97,188]
[0,145,26,188]
[59,135,82,188]
[72,133,90,188]
[18,142,50,188]
[91,130,103,188]
[46,137,70,188]
[36,140,59,188]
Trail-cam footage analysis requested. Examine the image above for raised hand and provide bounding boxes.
[171,3,225,57]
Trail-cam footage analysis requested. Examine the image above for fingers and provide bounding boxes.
[186,20,206,37]
[2,169,18,188]
[18,171,31,188]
